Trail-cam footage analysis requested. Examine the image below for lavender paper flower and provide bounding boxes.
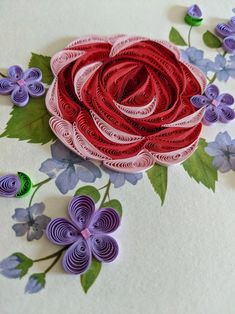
[0,65,45,106]
[12,203,51,241]
[185,4,203,26]
[215,15,235,53]
[191,84,235,124]
[46,195,120,275]
[0,174,20,197]
[205,131,235,173]
[103,167,143,188]
[25,273,46,294]
[39,140,102,194]
[207,54,235,82]
[180,47,211,74]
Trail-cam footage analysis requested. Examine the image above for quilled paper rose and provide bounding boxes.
[46,195,120,274]
[0,66,45,106]
[46,35,207,172]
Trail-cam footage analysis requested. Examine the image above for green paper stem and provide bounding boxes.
[99,180,111,209]
[29,177,52,207]
[188,26,193,47]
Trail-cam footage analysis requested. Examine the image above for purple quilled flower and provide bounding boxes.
[205,131,235,173]
[191,84,235,125]
[12,203,51,241]
[0,65,45,107]
[46,195,120,275]
[215,15,235,53]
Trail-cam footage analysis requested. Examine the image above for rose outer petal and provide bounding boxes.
[46,218,79,245]
[90,208,120,234]
[11,85,29,107]
[68,196,95,231]
[91,234,119,263]
[62,236,91,274]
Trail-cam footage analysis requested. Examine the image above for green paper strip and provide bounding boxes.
[15,172,33,198]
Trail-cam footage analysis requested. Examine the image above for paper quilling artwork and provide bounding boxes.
[0,4,235,296]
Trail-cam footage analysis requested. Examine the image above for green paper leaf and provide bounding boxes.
[169,27,187,46]
[102,199,123,217]
[182,138,218,191]
[80,258,101,293]
[29,53,53,85]
[147,164,168,205]
[0,97,56,144]
[75,185,101,203]
[203,31,222,48]
[13,252,33,278]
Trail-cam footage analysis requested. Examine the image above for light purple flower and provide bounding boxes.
[180,47,211,74]
[207,54,235,82]
[12,203,51,241]
[25,273,45,294]
[46,195,120,275]
[215,15,235,53]
[191,84,235,125]
[103,167,143,188]
[0,255,21,278]
[0,65,45,106]
[205,131,235,173]
[39,140,102,194]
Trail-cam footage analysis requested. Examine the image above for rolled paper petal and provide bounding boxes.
[203,107,219,125]
[62,237,91,274]
[190,95,210,108]
[15,172,32,198]
[0,174,21,197]
[24,68,42,82]
[11,85,29,107]
[68,195,95,231]
[90,208,120,234]
[7,65,24,82]
[27,82,45,97]
[46,218,79,245]
[229,16,235,29]
[0,78,16,95]
[215,23,233,38]
[187,4,202,19]
[218,105,235,123]
[204,84,219,100]
[218,93,234,106]
[223,36,235,54]
[91,235,119,263]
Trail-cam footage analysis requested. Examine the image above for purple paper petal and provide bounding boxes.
[217,93,234,106]
[190,95,209,108]
[215,23,233,38]
[46,218,79,245]
[0,174,21,197]
[204,84,219,100]
[24,68,42,82]
[0,78,15,95]
[62,237,91,274]
[218,105,235,123]
[68,196,95,230]
[229,16,235,30]
[27,82,45,97]
[223,36,235,54]
[187,4,202,19]
[11,85,29,107]
[203,107,219,124]
[7,65,24,81]
[91,235,119,263]
[90,208,120,234]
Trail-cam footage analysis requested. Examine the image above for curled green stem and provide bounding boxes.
[99,180,111,208]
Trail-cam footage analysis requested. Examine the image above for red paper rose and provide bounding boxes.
[46,35,206,172]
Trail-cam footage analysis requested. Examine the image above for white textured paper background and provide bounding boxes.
[0,0,235,313]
